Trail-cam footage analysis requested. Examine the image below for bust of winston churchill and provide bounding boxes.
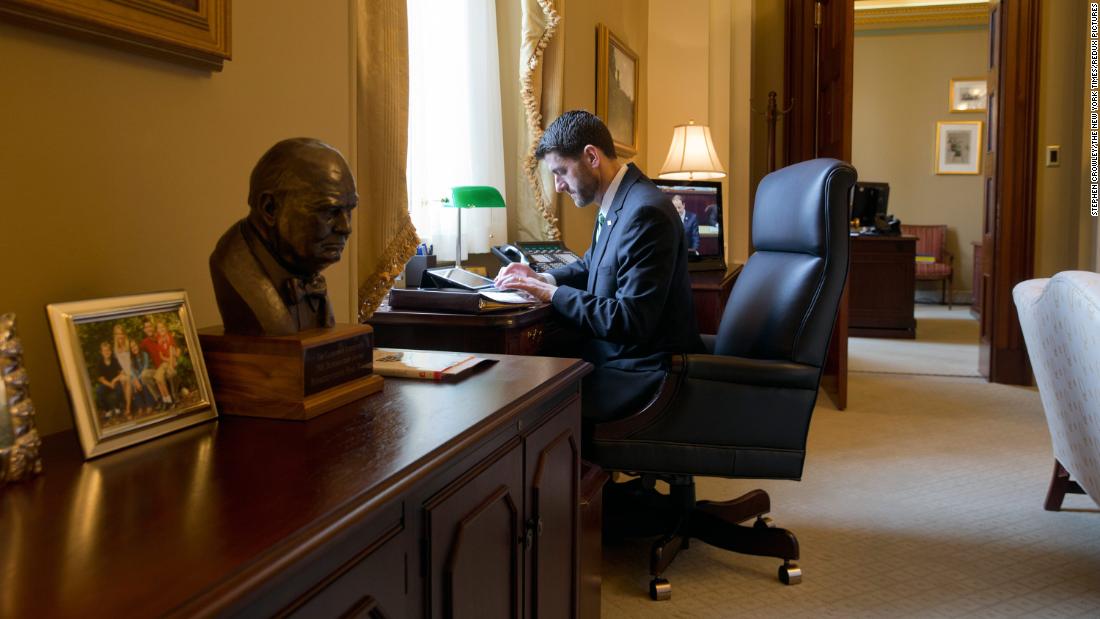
[210,138,358,337]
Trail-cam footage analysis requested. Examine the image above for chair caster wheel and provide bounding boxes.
[649,577,671,601]
[754,516,775,529]
[778,562,802,585]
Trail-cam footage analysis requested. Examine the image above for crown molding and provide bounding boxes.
[855,2,988,31]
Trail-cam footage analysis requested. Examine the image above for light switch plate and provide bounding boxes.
[1046,145,1061,167]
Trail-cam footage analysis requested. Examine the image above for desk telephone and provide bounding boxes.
[491,242,582,273]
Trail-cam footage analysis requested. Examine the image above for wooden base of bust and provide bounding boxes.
[198,323,383,421]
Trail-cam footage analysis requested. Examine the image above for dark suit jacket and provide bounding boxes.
[683,211,700,252]
[210,220,333,336]
[549,164,703,372]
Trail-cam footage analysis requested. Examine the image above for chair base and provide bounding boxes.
[1045,459,1086,511]
[603,477,801,600]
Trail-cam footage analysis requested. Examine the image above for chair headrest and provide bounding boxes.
[752,158,856,256]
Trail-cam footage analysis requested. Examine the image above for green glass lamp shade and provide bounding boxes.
[449,185,506,209]
[444,185,505,270]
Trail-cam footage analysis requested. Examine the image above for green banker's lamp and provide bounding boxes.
[446,185,506,270]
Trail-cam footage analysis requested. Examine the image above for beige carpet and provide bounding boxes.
[849,305,982,377]
[600,310,1100,618]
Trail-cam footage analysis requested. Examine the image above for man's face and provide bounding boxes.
[143,322,154,337]
[672,196,685,217]
[267,151,358,274]
[544,151,600,207]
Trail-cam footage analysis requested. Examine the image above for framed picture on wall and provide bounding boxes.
[596,24,640,158]
[949,78,987,112]
[0,0,231,71]
[935,121,983,175]
[46,291,217,459]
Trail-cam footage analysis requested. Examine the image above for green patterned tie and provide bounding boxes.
[596,212,607,243]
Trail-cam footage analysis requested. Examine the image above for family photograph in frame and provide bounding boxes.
[596,23,640,158]
[935,121,983,175]
[949,78,987,112]
[47,291,216,459]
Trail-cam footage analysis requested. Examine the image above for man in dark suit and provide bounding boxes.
[672,194,701,254]
[496,111,703,422]
[210,138,357,336]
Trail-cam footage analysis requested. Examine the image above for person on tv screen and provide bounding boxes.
[672,194,700,254]
[494,110,703,423]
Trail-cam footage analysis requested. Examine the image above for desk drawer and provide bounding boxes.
[281,520,406,618]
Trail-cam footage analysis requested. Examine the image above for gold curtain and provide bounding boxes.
[516,0,565,241]
[356,0,419,320]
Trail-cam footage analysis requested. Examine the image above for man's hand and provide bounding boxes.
[494,262,538,288]
[501,276,558,303]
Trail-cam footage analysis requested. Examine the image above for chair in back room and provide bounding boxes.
[901,223,954,308]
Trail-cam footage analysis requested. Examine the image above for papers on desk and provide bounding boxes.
[479,290,537,304]
[373,349,494,381]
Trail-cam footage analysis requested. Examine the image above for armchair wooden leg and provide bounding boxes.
[1045,459,1086,511]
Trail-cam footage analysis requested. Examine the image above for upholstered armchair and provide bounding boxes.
[588,158,855,600]
[1014,271,1100,511]
[900,223,954,308]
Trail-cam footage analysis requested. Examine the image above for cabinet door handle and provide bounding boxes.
[521,516,543,549]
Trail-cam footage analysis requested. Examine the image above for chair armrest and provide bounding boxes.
[680,354,821,391]
[943,248,954,267]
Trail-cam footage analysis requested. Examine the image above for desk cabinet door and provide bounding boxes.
[525,402,581,619]
[425,440,525,619]
[282,524,406,619]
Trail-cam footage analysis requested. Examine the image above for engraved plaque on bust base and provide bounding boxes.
[198,323,383,421]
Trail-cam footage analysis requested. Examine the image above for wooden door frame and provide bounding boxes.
[980,0,1041,385]
[784,0,854,410]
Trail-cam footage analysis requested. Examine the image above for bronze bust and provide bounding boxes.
[210,138,358,336]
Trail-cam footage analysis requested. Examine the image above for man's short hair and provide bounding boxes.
[535,110,617,160]
[248,137,333,209]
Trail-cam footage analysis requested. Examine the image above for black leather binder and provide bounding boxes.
[388,288,518,314]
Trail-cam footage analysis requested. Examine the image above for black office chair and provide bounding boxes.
[588,158,855,600]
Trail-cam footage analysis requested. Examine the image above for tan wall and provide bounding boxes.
[647,1,711,177]
[560,0,649,252]
[749,0,786,212]
[0,1,355,435]
[1036,0,1089,277]
[646,0,749,267]
[853,28,987,300]
[729,0,752,264]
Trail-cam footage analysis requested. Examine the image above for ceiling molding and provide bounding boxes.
[855,2,988,31]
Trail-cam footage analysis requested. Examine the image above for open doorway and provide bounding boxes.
[847,1,988,378]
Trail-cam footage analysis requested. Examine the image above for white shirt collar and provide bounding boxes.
[598,164,629,217]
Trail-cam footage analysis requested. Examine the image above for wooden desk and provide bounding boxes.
[689,265,743,334]
[848,234,917,338]
[971,241,983,317]
[367,301,559,355]
[0,356,590,618]
[370,265,744,354]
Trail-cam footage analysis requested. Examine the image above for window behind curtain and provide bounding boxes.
[406,0,506,262]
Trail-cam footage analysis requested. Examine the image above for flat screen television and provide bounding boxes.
[850,182,890,227]
[652,179,726,271]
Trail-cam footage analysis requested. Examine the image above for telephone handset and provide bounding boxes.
[492,241,582,274]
